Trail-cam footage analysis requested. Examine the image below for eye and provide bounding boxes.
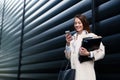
[74,22,77,25]
[78,21,82,24]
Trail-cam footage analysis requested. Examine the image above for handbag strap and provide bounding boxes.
[59,60,70,71]
[65,60,70,70]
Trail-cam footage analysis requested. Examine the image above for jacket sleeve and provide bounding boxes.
[90,42,105,61]
[64,45,71,60]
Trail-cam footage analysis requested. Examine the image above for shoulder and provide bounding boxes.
[72,32,77,37]
[86,32,98,38]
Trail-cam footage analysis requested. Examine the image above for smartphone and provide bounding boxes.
[65,30,71,35]
[65,30,73,40]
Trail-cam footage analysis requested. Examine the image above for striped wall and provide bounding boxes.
[0,0,120,80]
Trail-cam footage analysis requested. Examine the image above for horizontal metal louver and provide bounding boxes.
[0,0,23,80]
[93,0,120,80]
[0,0,119,80]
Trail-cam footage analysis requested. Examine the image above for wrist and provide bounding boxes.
[66,42,70,46]
[86,52,90,56]
[88,52,94,58]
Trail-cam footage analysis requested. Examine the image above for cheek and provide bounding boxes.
[74,24,83,30]
[77,25,83,29]
[79,24,83,29]
[74,26,81,31]
[81,25,84,29]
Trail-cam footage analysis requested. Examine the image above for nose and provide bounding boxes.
[75,23,79,27]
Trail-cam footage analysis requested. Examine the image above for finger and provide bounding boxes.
[81,47,87,51]
[65,34,69,38]
[66,34,70,39]
[66,37,72,42]
[80,48,85,51]
[81,47,85,49]
[68,38,72,41]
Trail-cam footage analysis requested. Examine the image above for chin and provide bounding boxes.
[76,29,82,32]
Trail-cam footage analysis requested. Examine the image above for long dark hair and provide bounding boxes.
[74,14,91,33]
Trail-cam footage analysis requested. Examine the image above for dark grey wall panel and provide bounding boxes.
[96,0,120,21]
[95,54,120,80]
[25,0,48,19]
[25,0,61,26]
[0,1,3,25]
[96,15,120,36]
[25,0,40,13]
[24,0,81,37]
[21,0,92,80]
[0,0,4,46]
[102,34,120,54]
[94,0,120,80]
[0,0,119,80]
[0,0,23,79]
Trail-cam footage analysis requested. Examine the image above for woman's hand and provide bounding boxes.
[65,33,72,46]
[79,47,90,56]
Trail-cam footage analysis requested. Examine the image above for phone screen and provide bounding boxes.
[65,30,70,34]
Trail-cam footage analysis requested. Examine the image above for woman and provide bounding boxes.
[64,14,105,80]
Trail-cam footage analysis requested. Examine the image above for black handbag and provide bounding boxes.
[58,61,75,80]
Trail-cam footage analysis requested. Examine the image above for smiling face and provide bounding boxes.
[74,17,83,33]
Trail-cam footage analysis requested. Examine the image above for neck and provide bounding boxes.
[77,31,82,34]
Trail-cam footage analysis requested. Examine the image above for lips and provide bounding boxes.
[76,26,81,29]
